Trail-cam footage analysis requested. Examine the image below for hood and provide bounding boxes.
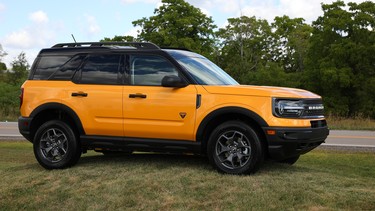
[202,85,320,99]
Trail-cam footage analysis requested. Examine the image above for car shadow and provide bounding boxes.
[77,152,306,174]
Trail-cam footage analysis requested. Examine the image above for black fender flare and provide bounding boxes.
[196,106,268,142]
[30,102,85,135]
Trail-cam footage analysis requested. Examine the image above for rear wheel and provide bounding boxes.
[33,120,81,169]
[207,121,264,174]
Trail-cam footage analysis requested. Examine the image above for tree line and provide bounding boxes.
[1,0,374,119]
[0,52,29,120]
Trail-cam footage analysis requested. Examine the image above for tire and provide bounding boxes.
[33,120,81,169]
[278,155,300,165]
[207,121,264,174]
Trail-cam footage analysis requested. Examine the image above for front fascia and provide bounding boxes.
[194,85,323,132]
[194,85,329,159]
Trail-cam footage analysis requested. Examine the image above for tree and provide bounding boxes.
[132,0,217,58]
[7,52,29,86]
[216,16,273,83]
[305,1,375,117]
[101,35,137,42]
[271,16,312,73]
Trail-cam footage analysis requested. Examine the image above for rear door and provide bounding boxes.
[63,54,124,136]
[123,54,197,141]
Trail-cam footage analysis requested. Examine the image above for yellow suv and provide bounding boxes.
[18,42,329,174]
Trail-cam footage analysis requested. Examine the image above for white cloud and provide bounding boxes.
[0,3,5,12]
[0,10,60,66]
[83,14,101,35]
[29,10,49,24]
[0,3,5,22]
[187,0,242,14]
[124,26,141,38]
[2,11,56,49]
[2,29,33,49]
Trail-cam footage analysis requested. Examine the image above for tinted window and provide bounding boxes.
[130,55,178,86]
[33,56,71,80]
[79,54,121,85]
[50,55,85,80]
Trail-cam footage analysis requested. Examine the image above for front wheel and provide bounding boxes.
[207,121,264,174]
[33,120,81,169]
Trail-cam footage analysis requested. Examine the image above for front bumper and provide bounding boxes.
[263,126,329,160]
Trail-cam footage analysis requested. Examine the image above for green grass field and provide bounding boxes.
[1,141,375,210]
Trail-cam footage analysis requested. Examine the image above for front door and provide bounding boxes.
[123,54,197,141]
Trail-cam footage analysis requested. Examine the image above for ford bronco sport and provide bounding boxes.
[18,42,329,174]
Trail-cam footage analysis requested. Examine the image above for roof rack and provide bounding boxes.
[51,42,160,50]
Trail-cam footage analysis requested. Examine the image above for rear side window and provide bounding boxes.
[51,55,86,80]
[32,55,85,80]
[77,54,122,85]
[32,56,71,80]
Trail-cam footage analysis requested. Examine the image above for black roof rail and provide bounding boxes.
[51,42,160,50]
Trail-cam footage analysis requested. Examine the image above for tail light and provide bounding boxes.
[19,88,24,108]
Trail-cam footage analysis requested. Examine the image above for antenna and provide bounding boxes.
[71,34,77,43]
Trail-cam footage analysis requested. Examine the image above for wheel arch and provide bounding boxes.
[29,103,85,142]
[196,106,269,154]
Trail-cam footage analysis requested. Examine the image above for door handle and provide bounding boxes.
[72,92,88,97]
[129,93,147,99]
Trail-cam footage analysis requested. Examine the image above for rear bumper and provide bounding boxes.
[263,126,329,160]
[18,116,33,142]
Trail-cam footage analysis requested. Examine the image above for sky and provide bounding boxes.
[0,0,368,67]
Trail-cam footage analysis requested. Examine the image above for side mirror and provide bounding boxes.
[161,75,188,88]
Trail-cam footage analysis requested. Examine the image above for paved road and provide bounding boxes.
[1,122,374,148]
[0,122,19,137]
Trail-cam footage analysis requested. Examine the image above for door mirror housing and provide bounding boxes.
[161,75,188,88]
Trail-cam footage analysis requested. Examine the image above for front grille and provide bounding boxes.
[303,109,325,117]
[301,99,325,118]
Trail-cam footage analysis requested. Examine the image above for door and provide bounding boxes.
[64,54,124,136]
[123,54,197,141]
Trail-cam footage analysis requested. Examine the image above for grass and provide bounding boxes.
[326,115,375,130]
[0,141,375,210]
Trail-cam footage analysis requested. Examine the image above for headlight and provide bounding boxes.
[273,98,325,118]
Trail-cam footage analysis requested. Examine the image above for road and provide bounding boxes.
[1,122,375,148]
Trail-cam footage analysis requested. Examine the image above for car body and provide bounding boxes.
[18,42,329,174]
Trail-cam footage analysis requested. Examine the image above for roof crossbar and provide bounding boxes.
[52,42,160,50]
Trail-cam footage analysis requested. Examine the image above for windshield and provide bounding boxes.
[166,50,239,85]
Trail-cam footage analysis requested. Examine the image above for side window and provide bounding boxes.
[130,55,178,86]
[51,55,85,80]
[32,56,72,80]
[79,54,121,85]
